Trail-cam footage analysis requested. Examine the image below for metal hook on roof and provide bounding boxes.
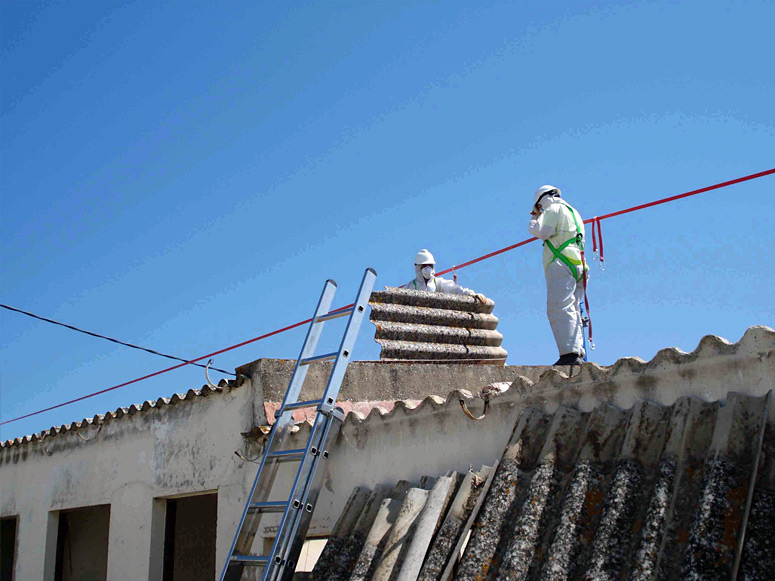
[77,423,103,442]
[459,398,489,421]
[234,449,262,464]
[205,359,218,389]
[39,435,52,457]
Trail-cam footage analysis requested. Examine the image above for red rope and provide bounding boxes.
[435,237,538,276]
[596,218,605,265]
[3,167,774,428]
[581,250,593,347]
[595,167,775,221]
[0,318,316,427]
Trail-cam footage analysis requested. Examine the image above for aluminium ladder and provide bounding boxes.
[221,268,377,581]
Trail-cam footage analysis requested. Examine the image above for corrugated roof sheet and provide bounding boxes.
[309,391,774,580]
[369,288,508,362]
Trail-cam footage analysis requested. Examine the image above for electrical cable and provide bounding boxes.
[1,167,773,428]
[0,304,234,376]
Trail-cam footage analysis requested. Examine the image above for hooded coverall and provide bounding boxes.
[406,264,476,295]
[528,197,587,358]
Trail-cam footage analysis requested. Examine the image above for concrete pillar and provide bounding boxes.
[12,506,56,581]
[106,484,156,580]
[147,499,166,581]
[216,482,251,577]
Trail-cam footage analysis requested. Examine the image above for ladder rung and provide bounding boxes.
[230,554,269,566]
[315,307,354,323]
[300,352,337,365]
[283,399,323,412]
[249,501,287,513]
[267,449,305,460]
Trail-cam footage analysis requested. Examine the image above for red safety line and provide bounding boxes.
[0,318,315,427]
[2,167,773,428]
[436,237,538,276]
[581,250,593,345]
[596,218,604,264]
[595,167,775,221]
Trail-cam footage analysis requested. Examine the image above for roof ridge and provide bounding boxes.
[3,326,771,449]
[0,377,244,449]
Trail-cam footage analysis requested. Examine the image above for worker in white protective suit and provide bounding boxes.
[407,249,487,303]
[528,185,588,366]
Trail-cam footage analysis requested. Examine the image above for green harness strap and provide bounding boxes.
[544,202,586,282]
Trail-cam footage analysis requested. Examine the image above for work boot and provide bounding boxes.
[553,353,584,366]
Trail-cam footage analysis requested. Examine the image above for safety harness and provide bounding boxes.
[543,201,595,349]
[544,203,585,282]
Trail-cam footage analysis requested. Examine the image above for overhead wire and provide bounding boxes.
[0,304,234,375]
[1,167,773,428]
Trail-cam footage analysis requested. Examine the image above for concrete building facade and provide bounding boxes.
[1,325,773,579]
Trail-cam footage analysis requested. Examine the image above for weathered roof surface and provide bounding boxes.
[0,377,244,449]
[4,325,772,449]
[263,399,425,427]
[369,288,508,362]
[306,325,775,435]
[0,358,541,450]
[309,391,774,580]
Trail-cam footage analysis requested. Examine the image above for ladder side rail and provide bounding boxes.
[220,279,338,581]
[276,279,339,413]
[316,268,377,414]
[262,417,330,580]
[269,268,376,579]
[234,276,340,557]
[263,414,332,580]
[221,269,377,581]
[240,279,338,510]
[275,411,344,581]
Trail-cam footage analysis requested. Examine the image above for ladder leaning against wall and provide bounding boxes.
[220,268,377,581]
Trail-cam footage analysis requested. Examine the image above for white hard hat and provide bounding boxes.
[533,184,561,208]
[414,249,435,265]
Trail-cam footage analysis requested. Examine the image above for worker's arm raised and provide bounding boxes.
[529,206,558,240]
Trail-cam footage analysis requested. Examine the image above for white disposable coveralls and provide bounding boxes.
[528,196,587,358]
[406,264,476,295]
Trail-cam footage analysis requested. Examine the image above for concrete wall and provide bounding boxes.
[240,359,547,419]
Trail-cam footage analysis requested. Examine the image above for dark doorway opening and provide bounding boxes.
[1,516,18,581]
[162,493,217,581]
[54,505,110,581]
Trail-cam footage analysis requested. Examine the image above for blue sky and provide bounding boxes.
[1,0,773,441]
